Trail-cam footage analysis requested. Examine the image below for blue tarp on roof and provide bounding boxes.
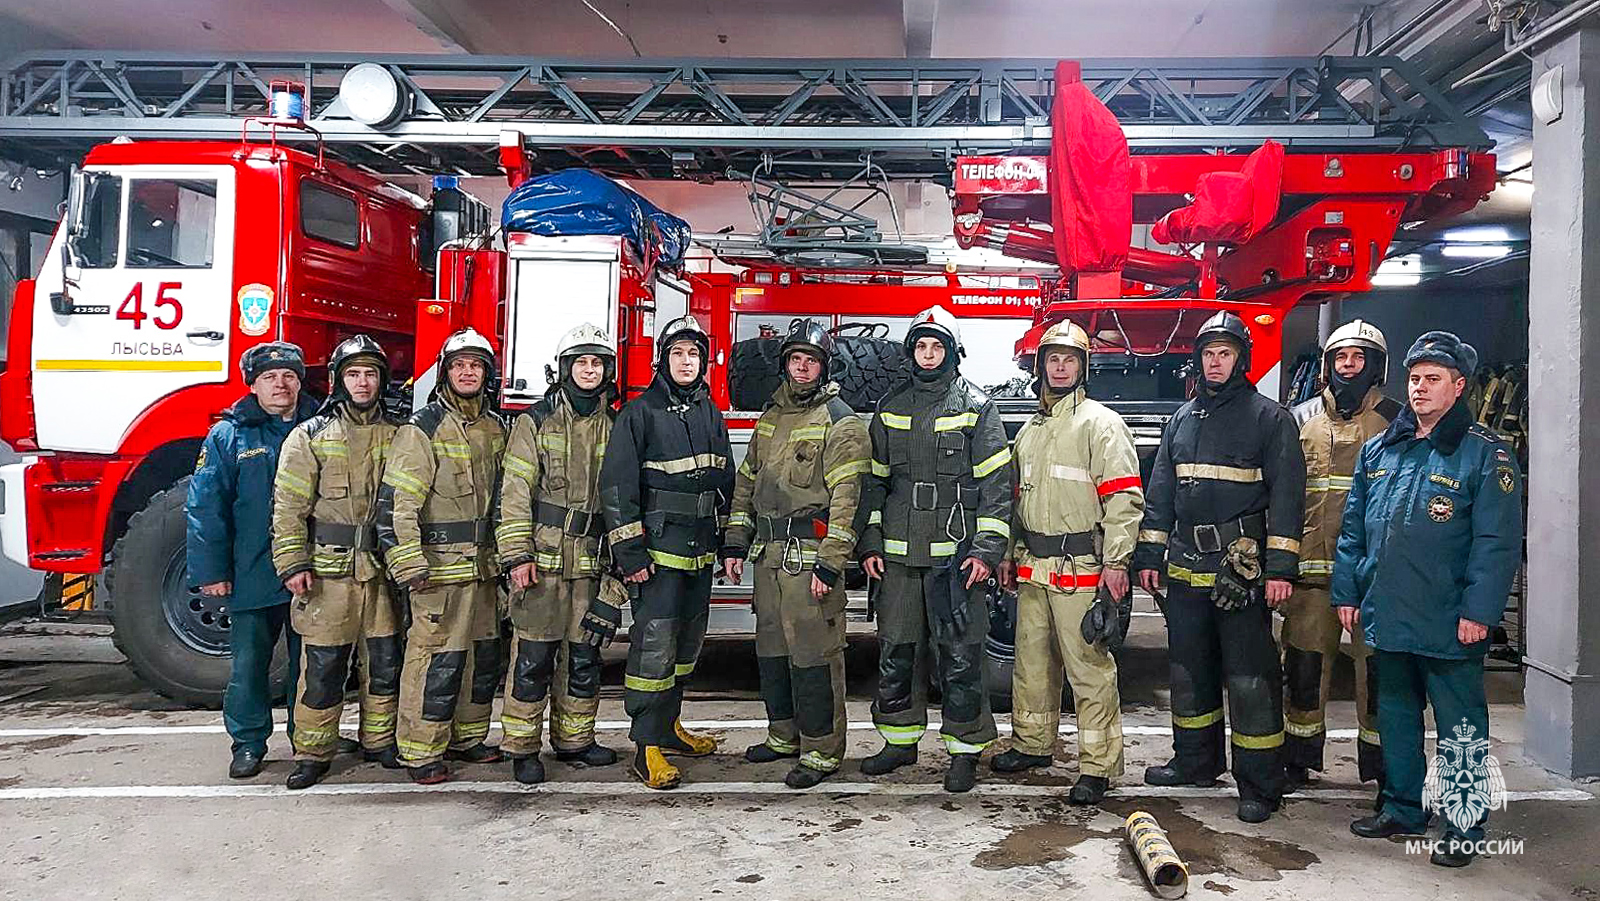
[501,168,691,267]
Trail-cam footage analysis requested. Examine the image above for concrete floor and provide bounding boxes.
[0,619,1595,901]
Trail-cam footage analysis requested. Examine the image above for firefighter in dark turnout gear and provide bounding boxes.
[722,319,871,789]
[1133,311,1306,823]
[859,305,1013,793]
[1284,320,1401,794]
[378,328,508,784]
[600,315,735,789]
[496,324,622,785]
[273,335,404,789]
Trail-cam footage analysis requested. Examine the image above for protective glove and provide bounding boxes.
[926,558,969,639]
[580,578,628,647]
[1212,537,1263,612]
[1079,583,1132,652]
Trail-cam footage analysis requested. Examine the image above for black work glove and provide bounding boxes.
[1212,538,1263,612]
[1079,583,1132,652]
[580,595,623,648]
[926,560,969,639]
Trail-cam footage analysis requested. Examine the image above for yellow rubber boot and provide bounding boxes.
[631,746,681,790]
[663,720,718,757]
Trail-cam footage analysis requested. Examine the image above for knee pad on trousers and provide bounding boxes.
[1364,656,1381,719]
[938,641,984,723]
[634,618,677,680]
[1226,674,1281,736]
[791,664,834,737]
[366,634,402,697]
[677,614,709,668]
[301,644,354,710]
[566,641,602,699]
[471,638,502,706]
[877,642,918,715]
[421,649,467,722]
[1283,646,1324,712]
[511,639,558,703]
[757,656,794,722]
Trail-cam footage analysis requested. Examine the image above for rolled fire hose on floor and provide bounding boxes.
[1126,810,1189,899]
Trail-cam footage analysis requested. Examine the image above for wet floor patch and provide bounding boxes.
[971,797,1319,884]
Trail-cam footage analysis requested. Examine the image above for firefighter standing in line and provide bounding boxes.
[378,328,507,785]
[1337,332,1523,868]
[1284,320,1401,796]
[188,342,320,779]
[495,324,623,785]
[271,336,404,789]
[993,320,1144,805]
[1133,311,1306,824]
[858,305,1012,794]
[721,319,871,789]
[600,315,735,790]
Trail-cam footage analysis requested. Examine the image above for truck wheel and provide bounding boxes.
[105,478,288,709]
[728,337,784,410]
[834,333,908,412]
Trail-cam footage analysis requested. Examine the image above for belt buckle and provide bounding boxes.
[563,508,580,535]
[1193,523,1222,555]
[912,481,938,511]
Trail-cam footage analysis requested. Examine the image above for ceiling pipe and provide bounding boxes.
[1453,0,1600,88]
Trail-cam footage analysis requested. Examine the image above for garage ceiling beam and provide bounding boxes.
[375,0,481,53]
[903,0,939,59]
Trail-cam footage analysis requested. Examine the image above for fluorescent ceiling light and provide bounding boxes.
[1440,244,1513,259]
[1371,273,1421,287]
[1443,225,1512,243]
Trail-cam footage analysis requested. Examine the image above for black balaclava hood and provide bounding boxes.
[1327,349,1384,418]
[658,336,708,402]
[559,352,615,416]
[1198,336,1249,394]
[909,331,958,383]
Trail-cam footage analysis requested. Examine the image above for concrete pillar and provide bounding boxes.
[1525,23,1600,779]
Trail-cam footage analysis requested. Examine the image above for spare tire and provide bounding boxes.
[833,324,910,412]
[728,336,784,411]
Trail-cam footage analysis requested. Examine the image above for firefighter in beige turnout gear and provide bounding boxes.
[994,320,1144,805]
[496,324,623,785]
[721,319,871,789]
[378,328,508,784]
[272,335,402,789]
[1285,319,1400,794]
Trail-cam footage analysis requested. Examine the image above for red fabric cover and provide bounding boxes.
[1048,61,1132,274]
[1151,140,1284,246]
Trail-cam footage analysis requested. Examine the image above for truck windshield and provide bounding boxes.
[126,179,217,269]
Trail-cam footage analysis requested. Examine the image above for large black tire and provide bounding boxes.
[728,337,784,410]
[983,586,1073,715]
[834,333,910,411]
[105,477,288,709]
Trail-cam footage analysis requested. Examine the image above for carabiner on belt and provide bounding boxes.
[945,502,968,543]
[780,535,805,576]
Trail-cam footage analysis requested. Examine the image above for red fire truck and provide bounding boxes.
[0,97,1495,705]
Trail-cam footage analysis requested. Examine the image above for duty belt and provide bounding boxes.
[308,519,379,552]
[891,477,978,511]
[754,512,828,542]
[535,501,604,539]
[1019,529,1096,559]
[1185,510,1267,555]
[420,518,493,546]
[646,488,720,518]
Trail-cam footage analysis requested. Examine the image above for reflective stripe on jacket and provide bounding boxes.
[1292,386,1401,584]
[271,403,397,582]
[496,390,613,578]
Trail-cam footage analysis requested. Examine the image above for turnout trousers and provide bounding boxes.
[500,577,605,756]
[1163,582,1287,804]
[871,560,998,755]
[395,578,501,766]
[1281,585,1384,785]
[1011,581,1124,777]
[1375,650,1490,840]
[624,565,712,746]
[752,564,849,773]
[289,577,403,761]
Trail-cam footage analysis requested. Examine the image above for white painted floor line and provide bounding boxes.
[0,719,1422,741]
[0,781,1589,803]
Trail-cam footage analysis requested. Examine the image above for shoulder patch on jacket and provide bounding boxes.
[410,403,446,437]
[824,396,856,423]
[302,413,337,439]
[194,445,208,472]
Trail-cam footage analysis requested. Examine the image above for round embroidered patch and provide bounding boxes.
[1427,495,1455,523]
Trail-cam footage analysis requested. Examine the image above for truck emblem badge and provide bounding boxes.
[1427,495,1454,523]
[237,284,274,337]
